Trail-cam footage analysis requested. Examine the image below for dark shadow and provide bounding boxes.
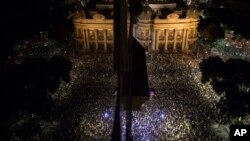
[1,0,74,63]
[49,0,74,44]
[200,56,250,117]
[121,38,150,111]
[1,0,50,63]
[111,87,121,141]
[132,38,150,98]
[201,7,250,39]
[198,17,225,42]
[0,56,72,140]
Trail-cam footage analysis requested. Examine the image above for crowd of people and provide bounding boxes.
[51,52,234,140]
[9,51,237,140]
[211,33,250,62]
[125,52,230,140]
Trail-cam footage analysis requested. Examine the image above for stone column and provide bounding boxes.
[173,29,177,52]
[194,28,197,38]
[86,29,90,50]
[151,29,156,51]
[111,30,114,49]
[82,29,86,50]
[95,29,98,51]
[133,25,136,38]
[155,30,159,51]
[185,28,190,52]
[182,28,187,52]
[194,28,197,52]
[164,29,169,52]
[104,29,107,51]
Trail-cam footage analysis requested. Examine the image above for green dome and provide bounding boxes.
[137,2,153,23]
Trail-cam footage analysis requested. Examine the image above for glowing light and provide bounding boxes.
[160,112,165,119]
[103,112,109,118]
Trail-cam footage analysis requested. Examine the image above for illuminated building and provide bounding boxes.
[73,0,199,53]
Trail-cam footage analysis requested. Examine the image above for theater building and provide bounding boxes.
[73,0,199,53]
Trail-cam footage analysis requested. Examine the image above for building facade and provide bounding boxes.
[74,13,115,51]
[134,10,199,52]
[73,2,199,53]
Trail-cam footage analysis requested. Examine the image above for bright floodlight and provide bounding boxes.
[104,112,109,118]
[160,112,165,119]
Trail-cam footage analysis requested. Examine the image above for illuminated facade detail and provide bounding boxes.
[74,12,115,51]
[73,2,199,53]
[134,6,199,52]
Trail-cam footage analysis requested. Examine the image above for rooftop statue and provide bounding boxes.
[93,14,105,20]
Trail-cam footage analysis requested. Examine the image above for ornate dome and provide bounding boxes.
[137,1,153,23]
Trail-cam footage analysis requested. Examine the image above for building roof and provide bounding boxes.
[138,2,153,23]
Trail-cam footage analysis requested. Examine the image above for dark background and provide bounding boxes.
[0,0,69,63]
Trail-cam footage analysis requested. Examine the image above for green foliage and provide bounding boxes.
[232,117,244,125]
[213,39,226,50]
